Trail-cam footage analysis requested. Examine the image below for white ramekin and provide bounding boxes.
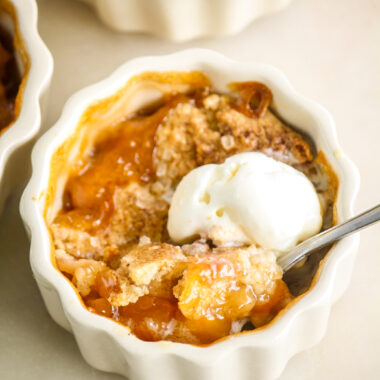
[20,49,360,380]
[78,0,294,41]
[0,0,53,214]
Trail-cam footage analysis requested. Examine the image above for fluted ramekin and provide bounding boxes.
[78,0,294,41]
[0,0,53,214]
[20,49,359,380]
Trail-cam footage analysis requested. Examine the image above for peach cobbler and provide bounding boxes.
[0,24,21,131]
[47,72,337,345]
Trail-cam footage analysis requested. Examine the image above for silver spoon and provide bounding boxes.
[278,204,380,272]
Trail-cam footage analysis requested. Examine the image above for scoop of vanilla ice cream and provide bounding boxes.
[168,152,322,252]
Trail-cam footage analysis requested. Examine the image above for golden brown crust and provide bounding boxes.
[153,94,313,193]
[117,243,187,299]
[105,183,170,246]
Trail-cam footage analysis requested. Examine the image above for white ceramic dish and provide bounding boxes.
[0,0,53,214]
[78,0,294,41]
[20,49,360,380]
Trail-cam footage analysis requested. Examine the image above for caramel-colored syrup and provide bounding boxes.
[54,95,192,232]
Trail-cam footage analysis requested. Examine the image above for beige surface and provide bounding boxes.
[0,0,379,378]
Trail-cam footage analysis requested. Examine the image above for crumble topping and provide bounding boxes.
[153,94,313,195]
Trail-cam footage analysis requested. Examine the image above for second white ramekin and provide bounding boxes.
[78,0,294,41]
[0,0,53,214]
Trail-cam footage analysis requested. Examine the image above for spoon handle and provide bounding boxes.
[278,204,380,272]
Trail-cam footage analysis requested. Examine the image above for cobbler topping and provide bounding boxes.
[49,73,337,345]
